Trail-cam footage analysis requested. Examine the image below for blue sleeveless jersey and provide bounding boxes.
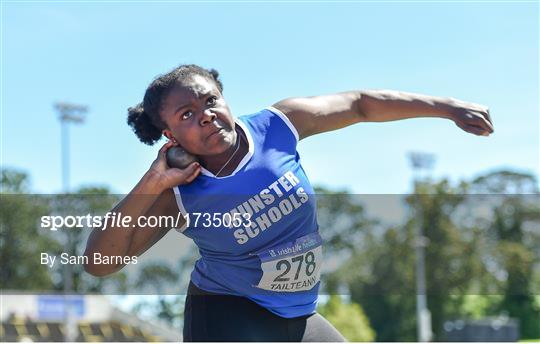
[173,107,321,318]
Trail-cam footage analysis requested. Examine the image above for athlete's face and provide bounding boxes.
[160,75,236,156]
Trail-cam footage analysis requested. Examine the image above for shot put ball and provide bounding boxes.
[166,146,199,169]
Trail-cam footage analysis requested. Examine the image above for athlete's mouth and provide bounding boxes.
[207,128,225,139]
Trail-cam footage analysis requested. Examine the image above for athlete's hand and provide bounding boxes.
[449,100,494,136]
[146,140,201,192]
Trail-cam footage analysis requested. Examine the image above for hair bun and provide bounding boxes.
[127,103,162,145]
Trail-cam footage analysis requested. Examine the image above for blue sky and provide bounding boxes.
[2,1,538,194]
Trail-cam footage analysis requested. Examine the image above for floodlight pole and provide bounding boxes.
[61,119,70,192]
[55,102,87,342]
[408,152,434,342]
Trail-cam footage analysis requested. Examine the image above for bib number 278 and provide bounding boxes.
[256,233,322,292]
[274,251,317,282]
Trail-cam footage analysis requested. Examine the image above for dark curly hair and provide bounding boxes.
[127,64,223,145]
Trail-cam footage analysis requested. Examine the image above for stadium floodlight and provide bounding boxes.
[54,102,88,191]
[54,101,88,342]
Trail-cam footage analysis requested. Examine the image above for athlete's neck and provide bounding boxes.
[200,126,247,177]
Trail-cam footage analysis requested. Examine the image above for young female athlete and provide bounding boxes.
[84,64,494,341]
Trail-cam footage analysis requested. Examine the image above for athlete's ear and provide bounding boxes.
[163,129,174,141]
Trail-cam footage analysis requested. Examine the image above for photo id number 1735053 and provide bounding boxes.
[184,212,252,228]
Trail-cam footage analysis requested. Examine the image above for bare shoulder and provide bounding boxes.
[273,97,323,116]
[272,97,322,140]
[272,92,362,139]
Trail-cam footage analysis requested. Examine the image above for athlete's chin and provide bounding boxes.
[209,131,235,149]
[200,141,232,157]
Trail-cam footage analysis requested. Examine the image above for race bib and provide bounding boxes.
[255,233,322,292]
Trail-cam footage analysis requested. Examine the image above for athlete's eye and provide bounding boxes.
[182,111,193,120]
[207,96,217,106]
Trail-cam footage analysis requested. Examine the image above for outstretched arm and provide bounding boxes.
[272,90,494,140]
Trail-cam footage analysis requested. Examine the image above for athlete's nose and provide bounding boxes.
[200,109,217,126]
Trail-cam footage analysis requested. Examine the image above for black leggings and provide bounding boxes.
[183,282,346,342]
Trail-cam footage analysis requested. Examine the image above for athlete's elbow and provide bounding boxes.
[82,252,123,277]
[83,261,116,277]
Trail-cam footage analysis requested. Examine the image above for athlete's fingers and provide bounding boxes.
[457,122,489,136]
[153,141,180,172]
[470,110,494,133]
[452,100,494,136]
[158,140,176,158]
[484,108,494,128]
[181,162,201,184]
[183,169,201,184]
[468,117,491,134]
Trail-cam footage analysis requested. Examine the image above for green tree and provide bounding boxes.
[1,168,60,290]
[133,263,183,326]
[406,179,487,340]
[318,295,376,341]
[315,186,418,341]
[471,170,540,339]
[314,186,377,258]
[50,187,121,293]
[344,226,418,341]
[1,168,127,294]
[322,178,490,341]
[131,247,199,328]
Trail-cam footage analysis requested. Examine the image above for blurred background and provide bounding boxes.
[1,1,538,342]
